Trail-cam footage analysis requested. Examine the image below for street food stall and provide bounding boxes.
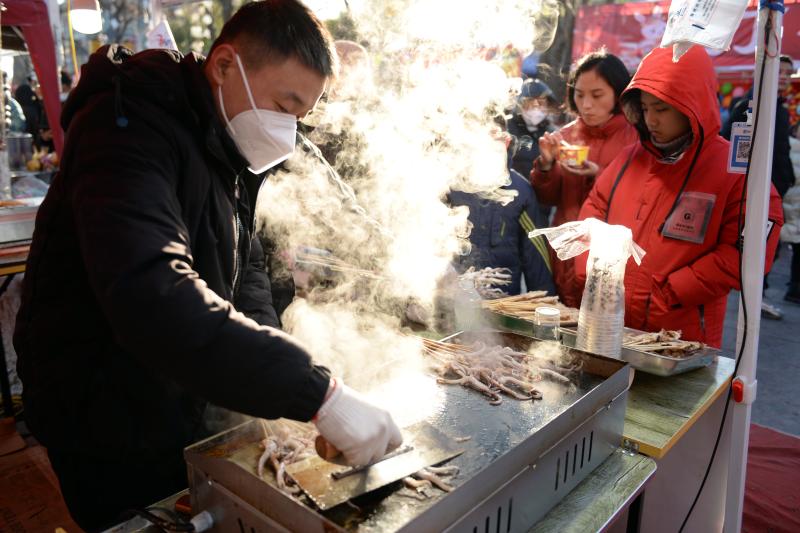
[0,0,785,530]
[107,319,737,532]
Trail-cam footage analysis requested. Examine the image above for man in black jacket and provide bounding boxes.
[14,1,401,529]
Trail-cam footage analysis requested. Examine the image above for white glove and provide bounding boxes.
[313,379,403,466]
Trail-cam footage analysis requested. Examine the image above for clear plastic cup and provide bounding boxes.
[534,306,561,341]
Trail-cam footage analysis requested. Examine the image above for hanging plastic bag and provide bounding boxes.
[660,0,749,61]
[531,218,645,357]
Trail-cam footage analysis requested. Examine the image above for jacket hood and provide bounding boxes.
[621,45,721,144]
[62,44,247,173]
[62,45,215,134]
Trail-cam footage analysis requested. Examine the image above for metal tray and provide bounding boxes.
[560,326,717,377]
[485,310,716,377]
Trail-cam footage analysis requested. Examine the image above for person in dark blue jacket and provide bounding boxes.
[449,170,555,296]
[506,79,557,188]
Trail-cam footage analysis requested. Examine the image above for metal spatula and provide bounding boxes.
[285,421,464,510]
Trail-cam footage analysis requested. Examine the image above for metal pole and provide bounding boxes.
[724,2,782,531]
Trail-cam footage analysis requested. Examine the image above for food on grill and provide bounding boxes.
[623,329,705,357]
[422,338,579,405]
[481,291,580,325]
[256,420,317,496]
[400,466,459,499]
[459,266,513,299]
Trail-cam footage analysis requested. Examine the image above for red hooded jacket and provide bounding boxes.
[531,113,638,307]
[577,46,783,347]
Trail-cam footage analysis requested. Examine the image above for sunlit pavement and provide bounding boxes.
[721,243,800,436]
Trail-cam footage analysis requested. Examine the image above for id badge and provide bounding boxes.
[728,122,752,174]
[661,191,716,244]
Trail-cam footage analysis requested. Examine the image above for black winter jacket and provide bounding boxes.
[14,45,330,457]
[722,94,796,197]
[506,114,552,188]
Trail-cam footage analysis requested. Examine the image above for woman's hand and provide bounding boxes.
[537,131,562,171]
[562,159,599,177]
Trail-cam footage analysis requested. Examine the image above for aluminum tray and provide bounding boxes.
[486,310,716,377]
[560,327,717,377]
[185,331,632,532]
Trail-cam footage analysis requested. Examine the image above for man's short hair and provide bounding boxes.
[780,54,794,67]
[209,0,337,78]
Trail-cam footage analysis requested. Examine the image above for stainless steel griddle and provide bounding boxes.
[184,331,632,532]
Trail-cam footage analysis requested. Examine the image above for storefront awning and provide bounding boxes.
[573,0,800,77]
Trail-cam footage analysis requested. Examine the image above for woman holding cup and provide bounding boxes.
[531,50,637,307]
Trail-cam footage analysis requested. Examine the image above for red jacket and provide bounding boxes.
[577,46,783,347]
[531,113,638,307]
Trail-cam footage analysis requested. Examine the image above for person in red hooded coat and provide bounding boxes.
[577,45,784,348]
[532,50,638,307]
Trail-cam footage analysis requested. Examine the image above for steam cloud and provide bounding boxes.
[256,0,560,415]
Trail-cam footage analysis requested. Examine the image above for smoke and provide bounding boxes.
[257,0,558,408]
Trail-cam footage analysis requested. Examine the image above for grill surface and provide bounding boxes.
[185,331,631,532]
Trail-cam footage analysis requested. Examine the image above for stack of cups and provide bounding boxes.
[534,306,561,341]
[575,251,627,357]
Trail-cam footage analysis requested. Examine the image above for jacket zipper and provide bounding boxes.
[232,175,244,296]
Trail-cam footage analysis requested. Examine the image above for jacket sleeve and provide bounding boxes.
[665,180,785,307]
[721,99,747,140]
[518,197,556,295]
[662,177,745,307]
[70,112,329,422]
[772,106,796,197]
[234,233,281,328]
[573,149,626,284]
[530,157,564,206]
[765,184,786,273]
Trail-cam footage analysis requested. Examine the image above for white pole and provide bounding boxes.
[724,2,782,532]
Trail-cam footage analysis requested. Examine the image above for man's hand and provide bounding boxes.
[313,379,403,466]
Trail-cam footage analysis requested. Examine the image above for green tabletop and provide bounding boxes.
[530,449,657,532]
[623,356,735,458]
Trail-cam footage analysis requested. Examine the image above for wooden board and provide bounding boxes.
[623,357,735,458]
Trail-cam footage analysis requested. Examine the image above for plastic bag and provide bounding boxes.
[531,218,645,356]
[660,0,749,61]
[530,218,645,264]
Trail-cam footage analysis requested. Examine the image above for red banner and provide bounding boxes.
[573,1,800,75]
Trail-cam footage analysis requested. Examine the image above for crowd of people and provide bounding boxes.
[9,0,797,530]
[465,47,793,340]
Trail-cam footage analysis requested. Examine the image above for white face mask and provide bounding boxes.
[522,108,547,129]
[218,54,297,173]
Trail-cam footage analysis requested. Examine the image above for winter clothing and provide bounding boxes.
[577,45,784,347]
[449,170,555,296]
[507,78,557,198]
[506,113,552,213]
[722,91,796,197]
[530,113,637,307]
[519,78,553,101]
[14,83,52,151]
[783,138,800,301]
[782,139,800,244]
[14,45,330,526]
